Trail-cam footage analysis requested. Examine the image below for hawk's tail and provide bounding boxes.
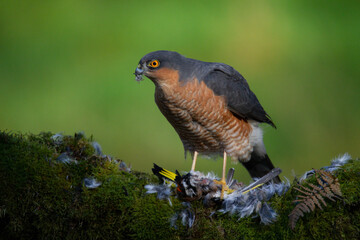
[241,152,281,183]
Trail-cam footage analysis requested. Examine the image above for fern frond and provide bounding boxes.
[310,194,323,210]
[289,169,342,230]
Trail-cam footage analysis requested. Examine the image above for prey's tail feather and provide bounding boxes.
[241,152,281,183]
[152,163,178,182]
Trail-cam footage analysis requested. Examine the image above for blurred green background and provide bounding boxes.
[1,1,359,182]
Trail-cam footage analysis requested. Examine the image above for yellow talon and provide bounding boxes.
[214,179,229,199]
[227,189,235,194]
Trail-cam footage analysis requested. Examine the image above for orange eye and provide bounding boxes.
[148,60,160,68]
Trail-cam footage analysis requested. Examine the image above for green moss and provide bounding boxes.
[0,131,359,239]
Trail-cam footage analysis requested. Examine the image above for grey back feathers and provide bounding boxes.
[200,63,276,128]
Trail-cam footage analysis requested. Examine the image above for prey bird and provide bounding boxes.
[134,51,280,197]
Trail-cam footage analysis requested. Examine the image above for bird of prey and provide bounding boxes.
[134,50,280,197]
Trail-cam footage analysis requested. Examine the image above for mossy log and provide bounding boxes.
[0,131,359,240]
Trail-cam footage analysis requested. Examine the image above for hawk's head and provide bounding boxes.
[134,50,187,82]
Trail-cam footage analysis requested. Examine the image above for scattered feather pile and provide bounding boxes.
[300,153,351,182]
[220,180,290,224]
[145,183,173,205]
[145,166,289,226]
[170,202,195,229]
[289,169,343,230]
[50,132,131,191]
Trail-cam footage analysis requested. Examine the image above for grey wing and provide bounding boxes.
[201,63,276,128]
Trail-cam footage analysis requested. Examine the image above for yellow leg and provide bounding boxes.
[190,151,198,172]
[214,151,229,199]
[221,151,227,183]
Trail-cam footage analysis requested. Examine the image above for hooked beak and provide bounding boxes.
[134,64,144,82]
